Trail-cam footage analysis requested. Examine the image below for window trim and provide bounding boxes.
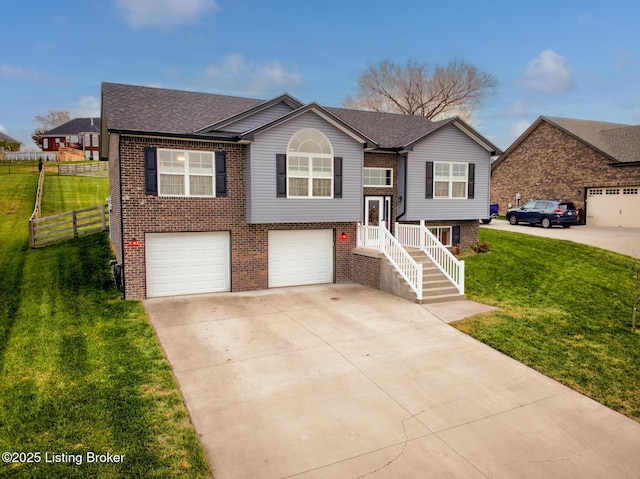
[286,128,334,199]
[157,148,216,198]
[363,167,393,187]
[427,226,452,247]
[433,161,468,199]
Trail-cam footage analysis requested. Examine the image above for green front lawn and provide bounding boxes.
[41,174,109,216]
[456,228,640,420]
[0,170,210,478]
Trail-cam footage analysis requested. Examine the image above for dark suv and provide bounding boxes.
[506,200,578,228]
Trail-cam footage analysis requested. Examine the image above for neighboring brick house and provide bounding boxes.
[491,116,640,227]
[41,117,101,160]
[102,82,500,300]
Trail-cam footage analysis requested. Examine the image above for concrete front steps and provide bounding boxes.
[406,249,466,304]
[378,248,465,304]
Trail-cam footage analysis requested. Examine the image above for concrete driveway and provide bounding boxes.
[482,220,640,258]
[145,284,640,478]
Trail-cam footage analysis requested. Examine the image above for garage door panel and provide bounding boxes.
[587,187,640,227]
[268,230,334,288]
[146,232,230,297]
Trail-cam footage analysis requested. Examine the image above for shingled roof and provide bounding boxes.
[102,83,264,135]
[0,131,20,144]
[43,117,101,136]
[101,82,500,153]
[495,116,640,167]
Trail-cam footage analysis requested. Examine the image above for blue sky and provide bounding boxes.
[1,0,639,151]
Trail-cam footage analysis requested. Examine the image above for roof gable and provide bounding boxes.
[195,94,303,133]
[495,116,640,168]
[241,103,374,147]
[43,117,101,136]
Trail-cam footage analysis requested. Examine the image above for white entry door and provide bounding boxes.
[365,196,391,227]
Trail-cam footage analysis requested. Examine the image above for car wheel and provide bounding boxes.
[541,217,551,229]
[508,214,518,225]
[481,218,492,224]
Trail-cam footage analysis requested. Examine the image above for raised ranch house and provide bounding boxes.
[102,82,500,302]
[491,116,640,228]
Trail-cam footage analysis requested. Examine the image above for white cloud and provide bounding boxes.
[522,49,574,94]
[72,96,101,118]
[115,0,219,28]
[0,64,41,81]
[0,124,7,133]
[202,54,302,96]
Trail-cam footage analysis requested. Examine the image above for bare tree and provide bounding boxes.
[32,110,71,149]
[343,59,497,122]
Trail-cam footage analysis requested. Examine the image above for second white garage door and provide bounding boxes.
[146,232,230,297]
[268,230,334,288]
[586,187,640,227]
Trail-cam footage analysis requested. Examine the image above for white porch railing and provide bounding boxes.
[395,220,465,295]
[357,222,423,301]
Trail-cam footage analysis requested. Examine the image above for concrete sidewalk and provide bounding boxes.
[145,284,640,478]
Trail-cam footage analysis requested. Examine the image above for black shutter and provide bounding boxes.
[334,156,343,198]
[425,161,434,199]
[215,151,227,197]
[144,147,158,196]
[276,154,287,197]
[468,163,475,199]
[452,225,461,246]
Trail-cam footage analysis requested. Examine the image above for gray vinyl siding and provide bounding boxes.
[405,125,491,221]
[247,111,363,223]
[219,103,294,133]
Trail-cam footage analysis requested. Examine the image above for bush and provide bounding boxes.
[472,240,491,253]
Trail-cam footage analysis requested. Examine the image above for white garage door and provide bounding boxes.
[586,187,640,227]
[146,232,230,297]
[268,230,334,287]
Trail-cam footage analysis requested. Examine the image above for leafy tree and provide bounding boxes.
[32,110,71,148]
[343,59,497,122]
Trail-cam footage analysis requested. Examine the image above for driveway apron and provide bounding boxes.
[145,284,640,478]
[481,220,640,258]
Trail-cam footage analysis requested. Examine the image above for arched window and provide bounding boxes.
[287,129,333,197]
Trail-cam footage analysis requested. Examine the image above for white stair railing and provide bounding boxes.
[395,221,465,295]
[357,222,423,300]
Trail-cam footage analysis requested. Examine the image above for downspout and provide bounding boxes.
[395,152,408,221]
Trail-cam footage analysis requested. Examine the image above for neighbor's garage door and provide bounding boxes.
[268,230,334,287]
[586,187,640,227]
[146,232,230,297]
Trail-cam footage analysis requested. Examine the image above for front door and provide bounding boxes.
[365,196,391,227]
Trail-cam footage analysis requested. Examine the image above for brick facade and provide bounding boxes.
[363,152,399,227]
[351,251,381,290]
[114,135,357,299]
[491,121,640,216]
